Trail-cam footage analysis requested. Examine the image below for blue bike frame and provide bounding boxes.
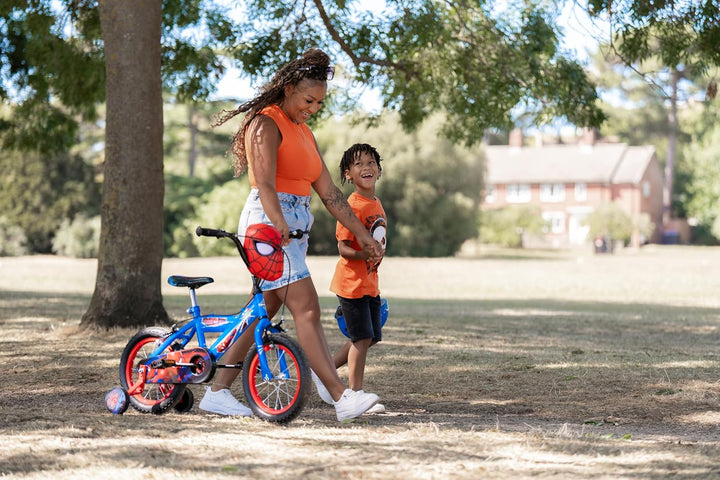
[146,282,287,383]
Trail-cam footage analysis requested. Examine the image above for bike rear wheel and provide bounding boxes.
[119,327,186,414]
[242,333,309,423]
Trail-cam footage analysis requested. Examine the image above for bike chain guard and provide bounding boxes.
[141,347,215,385]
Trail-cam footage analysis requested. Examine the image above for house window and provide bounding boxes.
[506,183,531,203]
[642,181,650,198]
[540,183,565,202]
[485,184,496,203]
[542,211,566,233]
[574,183,587,202]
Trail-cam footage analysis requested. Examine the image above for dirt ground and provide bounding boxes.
[2,248,720,478]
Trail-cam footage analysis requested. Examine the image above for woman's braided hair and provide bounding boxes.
[214,48,332,176]
[339,143,383,186]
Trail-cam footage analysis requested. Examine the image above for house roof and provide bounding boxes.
[484,143,657,185]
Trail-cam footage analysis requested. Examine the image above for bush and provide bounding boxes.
[0,150,100,253]
[52,215,101,258]
[480,206,547,248]
[0,217,29,256]
[583,203,633,245]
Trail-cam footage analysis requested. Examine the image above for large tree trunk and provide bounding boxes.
[82,0,168,329]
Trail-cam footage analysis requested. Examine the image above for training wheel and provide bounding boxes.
[105,387,130,415]
[173,388,194,413]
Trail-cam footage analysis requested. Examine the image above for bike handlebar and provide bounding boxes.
[195,226,306,239]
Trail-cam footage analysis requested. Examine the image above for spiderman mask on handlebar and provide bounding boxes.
[244,223,284,281]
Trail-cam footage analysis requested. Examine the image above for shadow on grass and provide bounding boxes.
[3,290,720,440]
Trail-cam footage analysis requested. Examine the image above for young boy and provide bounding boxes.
[311,143,387,414]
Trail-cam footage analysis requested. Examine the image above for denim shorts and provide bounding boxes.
[238,188,314,291]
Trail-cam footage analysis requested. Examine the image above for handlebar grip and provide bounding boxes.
[289,230,307,239]
[196,226,227,238]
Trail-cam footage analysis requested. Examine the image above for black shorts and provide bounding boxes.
[337,295,383,343]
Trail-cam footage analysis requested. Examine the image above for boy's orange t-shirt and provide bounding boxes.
[329,193,387,299]
[247,104,322,196]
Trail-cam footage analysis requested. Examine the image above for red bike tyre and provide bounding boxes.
[119,327,186,414]
[242,333,310,423]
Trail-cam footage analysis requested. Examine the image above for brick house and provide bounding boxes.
[482,130,664,247]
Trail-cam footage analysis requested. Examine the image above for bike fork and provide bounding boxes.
[253,317,289,380]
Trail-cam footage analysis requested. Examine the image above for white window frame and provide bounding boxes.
[485,184,496,203]
[574,183,587,202]
[540,183,565,202]
[642,181,651,198]
[506,183,531,203]
[542,211,566,234]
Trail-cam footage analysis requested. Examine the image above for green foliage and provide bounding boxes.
[1,0,240,157]
[0,149,100,253]
[52,214,101,258]
[230,0,605,141]
[308,196,338,256]
[588,43,704,219]
[162,100,238,178]
[0,216,28,256]
[168,179,249,258]
[312,113,482,257]
[582,203,633,244]
[587,0,720,77]
[479,206,547,248]
[633,213,655,244]
[683,103,720,242]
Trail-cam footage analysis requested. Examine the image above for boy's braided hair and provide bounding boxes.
[214,48,331,176]
[339,143,382,185]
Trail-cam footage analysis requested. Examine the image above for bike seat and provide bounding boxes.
[167,275,214,289]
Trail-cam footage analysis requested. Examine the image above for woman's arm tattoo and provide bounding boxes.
[321,185,354,220]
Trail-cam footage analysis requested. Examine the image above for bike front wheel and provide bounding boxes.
[242,333,310,423]
[119,327,186,414]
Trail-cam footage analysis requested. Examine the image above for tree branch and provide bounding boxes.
[310,0,400,69]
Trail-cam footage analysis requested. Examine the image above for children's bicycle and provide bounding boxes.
[105,225,310,423]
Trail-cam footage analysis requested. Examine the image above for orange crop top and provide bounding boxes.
[247,104,323,196]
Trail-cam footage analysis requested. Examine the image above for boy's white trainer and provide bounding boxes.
[365,403,386,414]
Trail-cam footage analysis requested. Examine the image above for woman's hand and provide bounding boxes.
[275,220,292,246]
[358,235,383,262]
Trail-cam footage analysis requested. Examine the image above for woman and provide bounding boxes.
[199,48,383,421]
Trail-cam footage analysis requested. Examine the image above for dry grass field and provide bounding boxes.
[2,245,720,478]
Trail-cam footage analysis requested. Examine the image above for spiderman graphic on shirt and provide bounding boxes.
[366,214,386,274]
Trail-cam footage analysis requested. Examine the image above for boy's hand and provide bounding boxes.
[360,239,383,263]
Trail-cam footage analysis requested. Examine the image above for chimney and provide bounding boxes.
[509,128,524,148]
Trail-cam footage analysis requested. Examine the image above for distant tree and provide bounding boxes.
[587,0,720,82]
[313,114,482,257]
[586,0,720,224]
[2,0,235,328]
[0,149,99,252]
[589,45,703,221]
[683,103,720,243]
[233,0,606,140]
[0,0,609,327]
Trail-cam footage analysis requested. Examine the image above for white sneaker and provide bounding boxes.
[310,369,334,405]
[334,389,379,421]
[198,387,253,416]
[364,403,386,414]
